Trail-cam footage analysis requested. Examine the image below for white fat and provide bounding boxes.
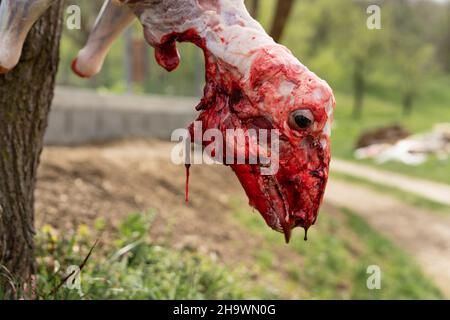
[136,0,277,77]
[311,87,324,103]
[326,98,334,117]
[322,121,331,137]
[278,81,296,98]
[205,25,273,78]
[322,97,334,138]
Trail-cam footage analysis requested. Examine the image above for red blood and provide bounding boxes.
[185,164,191,203]
[155,30,206,72]
[71,58,90,78]
[155,40,180,72]
[0,65,10,74]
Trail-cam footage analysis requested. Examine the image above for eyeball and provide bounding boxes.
[288,109,314,130]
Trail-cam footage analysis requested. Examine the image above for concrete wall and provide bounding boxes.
[44,87,198,145]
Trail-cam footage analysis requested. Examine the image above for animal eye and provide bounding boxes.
[288,110,314,130]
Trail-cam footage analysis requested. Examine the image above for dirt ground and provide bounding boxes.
[35,139,306,287]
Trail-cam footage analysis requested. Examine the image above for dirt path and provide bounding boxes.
[331,159,450,206]
[325,178,450,297]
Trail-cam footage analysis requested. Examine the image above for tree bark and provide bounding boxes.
[0,1,64,294]
[270,0,295,42]
[402,91,415,116]
[443,4,450,73]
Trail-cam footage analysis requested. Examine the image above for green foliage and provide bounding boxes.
[231,200,443,299]
[21,213,244,300]
[1,207,444,300]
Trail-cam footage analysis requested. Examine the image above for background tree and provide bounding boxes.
[245,0,260,19]
[270,0,296,42]
[0,1,64,292]
[437,3,450,73]
[386,0,435,115]
[330,0,385,119]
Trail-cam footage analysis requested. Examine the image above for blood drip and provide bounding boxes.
[155,40,180,72]
[185,164,191,203]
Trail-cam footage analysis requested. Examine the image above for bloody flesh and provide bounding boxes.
[114,0,335,242]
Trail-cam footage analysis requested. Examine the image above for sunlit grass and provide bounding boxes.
[1,213,248,300]
[1,205,443,300]
[231,199,444,299]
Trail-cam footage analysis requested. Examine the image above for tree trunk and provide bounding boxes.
[0,1,64,295]
[444,4,450,73]
[270,0,295,42]
[352,60,365,119]
[402,91,415,116]
[124,27,134,93]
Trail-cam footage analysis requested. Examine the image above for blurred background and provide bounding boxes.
[35,0,450,299]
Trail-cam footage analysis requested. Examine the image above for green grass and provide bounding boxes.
[330,172,450,214]
[231,199,444,299]
[331,77,450,185]
[1,206,443,300]
[0,213,259,300]
[2,213,293,300]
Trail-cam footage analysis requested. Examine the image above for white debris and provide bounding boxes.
[354,123,450,165]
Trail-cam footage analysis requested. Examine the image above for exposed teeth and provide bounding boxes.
[272,215,282,231]
[262,175,290,232]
